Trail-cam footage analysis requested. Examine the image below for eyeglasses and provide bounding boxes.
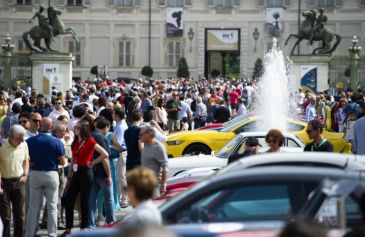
[139,132,148,137]
[31,119,42,123]
[55,102,62,105]
[19,120,28,124]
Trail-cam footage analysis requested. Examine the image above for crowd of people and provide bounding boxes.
[0,76,364,237]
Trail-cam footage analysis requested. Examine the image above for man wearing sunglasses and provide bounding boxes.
[48,98,70,122]
[19,111,31,131]
[304,119,333,152]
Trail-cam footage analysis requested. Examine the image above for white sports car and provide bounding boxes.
[168,131,305,177]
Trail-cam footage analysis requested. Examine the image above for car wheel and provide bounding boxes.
[183,144,211,156]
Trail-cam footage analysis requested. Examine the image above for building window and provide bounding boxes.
[307,0,342,7]
[115,0,140,7]
[266,0,284,7]
[168,41,181,67]
[159,0,191,7]
[167,0,183,7]
[16,0,32,5]
[67,0,82,5]
[18,39,24,52]
[208,0,240,8]
[119,40,131,67]
[69,40,81,66]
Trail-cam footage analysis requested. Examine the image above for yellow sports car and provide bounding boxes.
[164,116,351,158]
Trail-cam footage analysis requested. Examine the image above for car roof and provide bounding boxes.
[160,166,365,214]
[224,152,365,172]
[213,165,364,184]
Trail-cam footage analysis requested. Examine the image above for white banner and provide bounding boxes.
[166,8,183,37]
[206,29,239,51]
[49,73,63,94]
[266,8,284,30]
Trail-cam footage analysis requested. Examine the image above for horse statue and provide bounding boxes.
[285,9,341,55]
[23,6,79,52]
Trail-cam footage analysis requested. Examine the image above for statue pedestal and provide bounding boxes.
[289,55,331,93]
[30,53,74,96]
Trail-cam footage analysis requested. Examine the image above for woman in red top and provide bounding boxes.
[62,119,109,235]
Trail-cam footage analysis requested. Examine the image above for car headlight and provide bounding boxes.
[166,140,184,146]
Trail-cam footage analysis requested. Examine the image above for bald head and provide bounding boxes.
[41,117,53,132]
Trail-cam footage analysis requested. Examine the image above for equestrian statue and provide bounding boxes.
[23,5,79,52]
[285,8,341,55]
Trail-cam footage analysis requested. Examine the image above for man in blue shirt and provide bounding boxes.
[124,111,143,171]
[25,117,66,237]
[353,114,365,155]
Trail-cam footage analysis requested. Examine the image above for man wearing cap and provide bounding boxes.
[227,137,260,164]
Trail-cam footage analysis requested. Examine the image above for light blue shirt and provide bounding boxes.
[114,119,128,150]
[352,116,365,155]
[305,103,316,122]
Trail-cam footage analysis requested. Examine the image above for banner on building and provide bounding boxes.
[265,8,284,36]
[166,8,183,37]
[300,65,317,93]
[206,29,239,51]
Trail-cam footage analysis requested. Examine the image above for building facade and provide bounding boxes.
[0,0,364,82]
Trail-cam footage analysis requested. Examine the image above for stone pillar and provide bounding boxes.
[29,53,74,96]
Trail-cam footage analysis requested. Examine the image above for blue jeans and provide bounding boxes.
[88,178,115,228]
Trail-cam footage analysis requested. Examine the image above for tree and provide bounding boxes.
[252,58,264,80]
[90,65,98,75]
[211,69,220,78]
[177,57,190,78]
[141,65,153,77]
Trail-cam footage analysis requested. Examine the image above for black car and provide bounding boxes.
[160,166,365,228]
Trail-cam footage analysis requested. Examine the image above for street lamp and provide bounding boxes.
[1,33,15,89]
[252,28,260,52]
[188,27,195,53]
[348,36,362,91]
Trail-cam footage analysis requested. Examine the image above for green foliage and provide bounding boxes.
[252,58,264,80]
[90,65,98,75]
[141,65,154,77]
[176,57,190,78]
[211,69,220,78]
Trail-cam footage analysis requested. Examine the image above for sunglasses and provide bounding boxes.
[32,119,42,123]
[267,139,277,144]
[306,129,314,134]
[55,102,62,105]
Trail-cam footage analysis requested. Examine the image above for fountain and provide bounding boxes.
[258,38,292,132]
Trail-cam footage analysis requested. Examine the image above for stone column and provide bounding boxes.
[348,36,362,92]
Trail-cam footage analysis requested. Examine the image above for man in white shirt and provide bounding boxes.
[48,98,70,122]
[305,95,317,122]
[113,107,129,208]
[236,98,247,117]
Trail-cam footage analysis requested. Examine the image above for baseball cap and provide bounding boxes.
[245,137,262,147]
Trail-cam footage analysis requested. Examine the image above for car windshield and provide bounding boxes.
[216,135,243,158]
[221,117,250,133]
[221,117,305,133]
